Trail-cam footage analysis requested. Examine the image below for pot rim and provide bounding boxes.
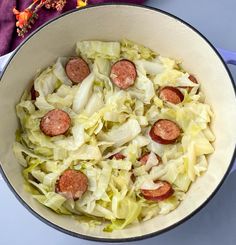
[0,3,235,243]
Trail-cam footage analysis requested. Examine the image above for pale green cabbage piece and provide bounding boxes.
[84,89,104,116]
[129,71,155,104]
[76,41,120,60]
[72,72,95,113]
[53,57,72,86]
[13,39,215,232]
[33,192,69,214]
[104,197,142,232]
[121,39,156,60]
[98,118,141,147]
[135,59,163,75]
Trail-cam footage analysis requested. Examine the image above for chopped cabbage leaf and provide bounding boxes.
[121,39,156,60]
[72,72,95,113]
[53,57,72,86]
[104,197,141,232]
[76,41,120,60]
[98,118,141,147]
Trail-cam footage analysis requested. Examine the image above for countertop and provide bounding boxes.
[0,0,235,244]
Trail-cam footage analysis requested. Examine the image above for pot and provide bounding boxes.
[0,3,236,242]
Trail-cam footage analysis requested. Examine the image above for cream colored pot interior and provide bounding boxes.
[0,5,235,240]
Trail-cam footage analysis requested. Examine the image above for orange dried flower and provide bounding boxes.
[12,0,67,37]
[13,8,33,28]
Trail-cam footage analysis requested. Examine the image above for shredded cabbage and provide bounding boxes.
[14,39,215,231]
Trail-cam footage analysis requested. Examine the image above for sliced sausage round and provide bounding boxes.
[149,119,181,144]
[110,59,137,89]
[159,86,184,104]
[189,74,198,84]
[65,57,90,84]
[40,109,71,137]
[141,180,174,201]
[139,152,161,165]
[109,153,126,160]
[131,173,136,183]
[56,169,88,200]
[30,85,39,100]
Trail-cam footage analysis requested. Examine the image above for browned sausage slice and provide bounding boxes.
[31,85,39,100]
[139,152,161,165]
[56,169,88,200]
[65,57,90,84]
[110,59,137,89]
[109,153,126,160]
[141,180,174,201]
[40,109,71,137]
[188,74,198,84]
[149,119,181,144]
[159,86,184,104]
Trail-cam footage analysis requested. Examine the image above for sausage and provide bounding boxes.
[159,86,184,104]
[131,173,136,183]
[110,59,137,89]
[189,74,198,84]
[30,85,39,100]
[40,109,71,137]
[109,153,126,160]
[65,57,90,84]
[149,119,181,144]
[139,152,161,165]
[56,169,88,200]
[141,180,174,201]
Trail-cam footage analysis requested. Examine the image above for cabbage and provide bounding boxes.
[108,159,132,170]
[53,57,72,86]
[47,84,77,108]
[129,71,155,104]
[121,39,156,60]
[76,41,120,60]
[33,192,68,214]
[144,151,160,171]
[158,196,180,215]
[154,67,183,87]
[68,144,102,161]
[141,203,160,221]
[185,142,197,181]
[176,73,199,88]
[93,57,113,89]
[141,179,163,190]
[194,155,208,176]
[84,90,104,116]
[94,161,112,199]
[34,67,59,110]
[16,100,36,129]
[98,118,141,147]
[72,72,95,113]
[174,173,191,192]
[135,59,163,75]
[104,197,141,232]
[55,124,85,151]
[13,142,47,167]
[182,133,214,157]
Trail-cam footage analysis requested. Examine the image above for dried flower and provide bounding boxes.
[12,0,69,37]
[77,0,88,8]
[13,8,33,28]
[44,0,67,11]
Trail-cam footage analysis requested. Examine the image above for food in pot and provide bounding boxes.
[14,39,215,231]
